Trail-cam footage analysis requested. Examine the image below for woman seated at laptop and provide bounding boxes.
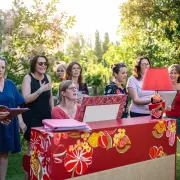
[104,62,128,118]
[52,80,81,120]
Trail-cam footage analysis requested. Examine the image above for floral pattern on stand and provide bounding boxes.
[149,146,166,159]
[152,119,176,146]
[30,128,131,179]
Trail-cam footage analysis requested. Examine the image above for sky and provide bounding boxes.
[1,0,127,42]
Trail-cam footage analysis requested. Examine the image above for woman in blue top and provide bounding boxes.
[0,56,26,180]
[104,62,128,118]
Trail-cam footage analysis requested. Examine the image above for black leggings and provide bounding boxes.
[130,111,150,118]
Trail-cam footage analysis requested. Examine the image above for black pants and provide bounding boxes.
[130,111,150,118]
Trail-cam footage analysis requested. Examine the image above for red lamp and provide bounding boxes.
[142,68,173,119]
[142,68,173,92]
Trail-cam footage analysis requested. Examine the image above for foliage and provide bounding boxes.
[102,32,110,54]
[105,0,180,69]
[0,0,75,85]
[94,30,102,62]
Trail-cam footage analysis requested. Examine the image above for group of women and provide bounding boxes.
[0,55,179,180]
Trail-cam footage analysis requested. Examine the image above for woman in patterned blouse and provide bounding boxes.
[104,62,128,118]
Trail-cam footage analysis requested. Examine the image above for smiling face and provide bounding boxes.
[71,64,81,78]
[62,82,77,100]
[0,60,6,79]
[169,67,180,83]
[35,57,48,74]
[57,65,66,80]
[140,59,150,75]
[114,67,128,84]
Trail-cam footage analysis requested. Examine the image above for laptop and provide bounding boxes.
[79,94,127,122]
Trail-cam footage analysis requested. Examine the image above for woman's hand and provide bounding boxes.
[0,111,10,121]
[19,121,27,135]
[166,106,171,111]
[0,112,11,125]
[39,82,51,93]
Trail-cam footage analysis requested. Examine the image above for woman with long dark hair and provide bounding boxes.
[127,56,155,117]
[66,61,88,103]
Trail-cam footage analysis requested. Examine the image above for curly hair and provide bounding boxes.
[132,56,151,80]
[112,62,127,77]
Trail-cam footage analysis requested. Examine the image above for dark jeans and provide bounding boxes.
[130,111,150,118]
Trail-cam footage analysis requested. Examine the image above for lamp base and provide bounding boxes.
[149,101,165,119]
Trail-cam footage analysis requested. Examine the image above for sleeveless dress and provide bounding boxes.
[166,91,180,134]
[104,82,128,118]
[22,73,51,140]
[0,79,24,153]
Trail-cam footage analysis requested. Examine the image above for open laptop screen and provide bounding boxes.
[78,95,127,122]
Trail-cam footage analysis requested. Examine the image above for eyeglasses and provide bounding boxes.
[37,62,48,66]
[67,86,77,91]
[72,67,81,70]
[141,63,150,67]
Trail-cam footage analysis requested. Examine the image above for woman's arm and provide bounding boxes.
[21,74,50,104]
[128,87,151,105]
[17,108,27,134]
[47,75,54,109]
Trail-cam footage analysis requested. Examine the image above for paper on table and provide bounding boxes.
[159,91,177,108]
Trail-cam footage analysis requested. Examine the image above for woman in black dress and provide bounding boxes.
[104,62,128,118]
[21,55,53,144]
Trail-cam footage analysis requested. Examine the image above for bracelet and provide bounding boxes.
[37,89,42,96]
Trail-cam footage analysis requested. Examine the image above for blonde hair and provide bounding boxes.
[57,63,67,71]
[59,80,73,104]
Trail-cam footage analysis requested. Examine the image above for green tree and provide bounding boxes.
[102,32,110,54]
[118,0,180,66]
[0,0,75,85]
[94,30,102,62]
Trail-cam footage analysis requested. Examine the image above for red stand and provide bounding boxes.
[29,116,177,180]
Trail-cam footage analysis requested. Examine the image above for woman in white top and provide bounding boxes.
[127,56,155,117]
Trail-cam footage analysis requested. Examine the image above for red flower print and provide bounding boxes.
[64,140,93,177]
[43,174,50,180]
[30,131,41,152]
[118,135,130,148]
[149,146,165,159]
[98,134,109,148]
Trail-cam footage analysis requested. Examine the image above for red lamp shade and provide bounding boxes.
[142,68,173,91]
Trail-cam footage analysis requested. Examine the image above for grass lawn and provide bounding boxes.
[6,140,180,180]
